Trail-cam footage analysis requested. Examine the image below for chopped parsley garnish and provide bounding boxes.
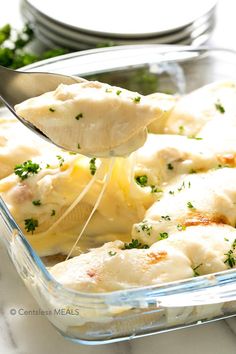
[190,168,197,174]
[24,218,38,234]
[123,239,149,249]
[49,107,55,112]
[178,125,185,134]
[188,181,191,188]
[89,158,97,175]
[224,238,229,242]
[14,160,41,180]
[215,100,225,114]
[56,155,65,167]
[75,113,83,120]
[159,232,169,239]
[46,164,51,169]
[32,200,41,206]
[224,239,236,268]
[133,96,141,103]
[135,175,148,187]
[105,88,112,93]
[169,190,175,195]
[108,251,117,256]
[51,209,56,216]
[140,220,152,236]
[167,163,174,170]
[161,215,171,221]
[150,185,162,194]
[187,201,195,209]
[77,143,81,149]
[116,90,122,96]
[193,263,203,277]
[178,181,185,192]
[188,135,203,140]
[177,224,186,231]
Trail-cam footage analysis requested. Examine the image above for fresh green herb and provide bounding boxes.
[32,200,41,206]
[135,175,148,187]
[14,160,41,180]
[46,164,50,169]
[215,100,225,114]
[178,181,185,192]
[159,232,169,239]
[0,24,11,45]
[161,215,171,221]
[75,113,83,120]
[188,181,191,188]
[177,224,186,231]
[224,239,236,268]
[77,144,81,149]
[89,158,97,175]
[69,152,78,155]
[167,163,174,170]
[190,169,197,174]
[49,107,55,112]
[188,135,203,140]
[178,125,185,134]
[193,263,203,277]
[116,90,122,96]
[139,220,152,236]
[0,23,68,69]
[150,185,162,194]
[224,238,229,242]
[24,218,38,234]
[169,190,175,195]
[51,209,56,216]
[108,251,117,256]
[56,155,65,167]
[123,239,149,249]
[133,96,141,103]
[105,88,112,93]
[187,201,195,209]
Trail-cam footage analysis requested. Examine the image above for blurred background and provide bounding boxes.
[0,0,235,69]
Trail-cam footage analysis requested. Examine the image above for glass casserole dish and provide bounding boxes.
[1,45,236,345]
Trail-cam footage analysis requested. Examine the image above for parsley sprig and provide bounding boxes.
[24,218,38,234]
[135,175,148,187]
[123,239,149,249]
[224,239,236,268]
[14,160,41,180]
[89,158,97,175]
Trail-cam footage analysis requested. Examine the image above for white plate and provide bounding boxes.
[25,0,217,38]
[23,2,215,46]
[36,20,214,49]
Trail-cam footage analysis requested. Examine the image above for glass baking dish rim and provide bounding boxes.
[1,44,236,304]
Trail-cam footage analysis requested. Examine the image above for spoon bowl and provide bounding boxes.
[0,64,83,146]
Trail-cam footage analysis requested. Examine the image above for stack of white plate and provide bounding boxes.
[21,0,218,50]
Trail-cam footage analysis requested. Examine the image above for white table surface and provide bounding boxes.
[1,1,236,353]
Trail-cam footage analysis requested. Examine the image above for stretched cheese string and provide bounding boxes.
[66,157,115,260]
[45,161,104,234]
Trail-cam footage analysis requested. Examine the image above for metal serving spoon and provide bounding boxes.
[0,64,83,147]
